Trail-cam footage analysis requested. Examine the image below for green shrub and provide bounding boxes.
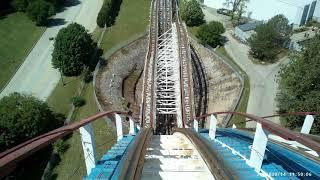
[82,68,93,83]
[196,21,225,47]
[71,96,86,107]
[53,139,69,154]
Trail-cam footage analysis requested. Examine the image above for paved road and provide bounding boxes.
[0,0,103,100]
[224,32,289,127]
[202,6,289,127]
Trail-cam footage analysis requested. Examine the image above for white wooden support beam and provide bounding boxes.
[115,114,123,141]
[209,115,217,140]
[301,115,315,134]
[80,123,97,175]
[248,123,270,172]
[193,119,199,132]
[129,118,135,134]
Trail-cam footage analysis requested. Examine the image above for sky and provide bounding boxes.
[204,0,316,23]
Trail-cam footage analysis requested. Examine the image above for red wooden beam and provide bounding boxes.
[0,111,134,178]
[195,111,320,154]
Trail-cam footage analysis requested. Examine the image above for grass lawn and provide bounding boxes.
[47,77,81,115]
[51,84,116,180]
[49,0,151,178]
[217,47,250,128]
[0,12,45,89]
[101,0,150,51]
[188,26,200,37]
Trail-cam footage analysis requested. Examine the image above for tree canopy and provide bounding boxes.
[196,21,226,47]
[96,0,122,28]
[8,0,63,25]
[52,23,96,76]
[224,0,249,24]
[0,93,64,152]
[180,0,205,27]
[277,35,320,133]
[248,14,291,62]
[26,0,55,25]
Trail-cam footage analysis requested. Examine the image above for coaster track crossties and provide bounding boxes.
[140,0,194,134]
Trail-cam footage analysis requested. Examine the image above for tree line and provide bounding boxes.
[278,35,320,134]
[0,0,64,25]
[96,0,122,28]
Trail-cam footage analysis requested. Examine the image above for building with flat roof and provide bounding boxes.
[204,0,320,26]
[234,22,262,42]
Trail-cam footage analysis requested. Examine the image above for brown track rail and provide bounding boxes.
[174,0,194,127]
[0,111,135,178]
[141,0,159,128]
[115,128,153,180]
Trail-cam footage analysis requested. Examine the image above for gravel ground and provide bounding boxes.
[0,0,103,100]
[190,39,242,126]
[95,36,147,119]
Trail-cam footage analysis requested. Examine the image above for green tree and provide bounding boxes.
[52,23,96,76]
[96,0,122,28]
[277,35,320,133]
[11,0,29,11]
[248,23,279,61]
[248,14,291,62]
[268,14,292,45]
[196,21,226,47]
[96,1,113,28]
[26,0,55,25]
[0,93,64,152]
[180,0,205,27]
[224,0,249,21]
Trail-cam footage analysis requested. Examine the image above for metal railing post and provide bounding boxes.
[115,114,123,141]
[209,114,217,140]
[80,123,97,175]
[301,115,315,134]
[248,123,269,172]
[193,119,199,132]
[129,118,135,134]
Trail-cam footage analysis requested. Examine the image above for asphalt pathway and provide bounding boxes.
[202,6,289,127]
[0,0,103,100]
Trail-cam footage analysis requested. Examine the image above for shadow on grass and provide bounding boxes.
[0,15,7,20]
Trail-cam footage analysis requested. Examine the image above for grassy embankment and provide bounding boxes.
[0,12,45,89]
[48,0,150,179]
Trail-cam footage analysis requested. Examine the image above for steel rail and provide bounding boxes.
[195,112,320,154]
[0,111,135,178]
